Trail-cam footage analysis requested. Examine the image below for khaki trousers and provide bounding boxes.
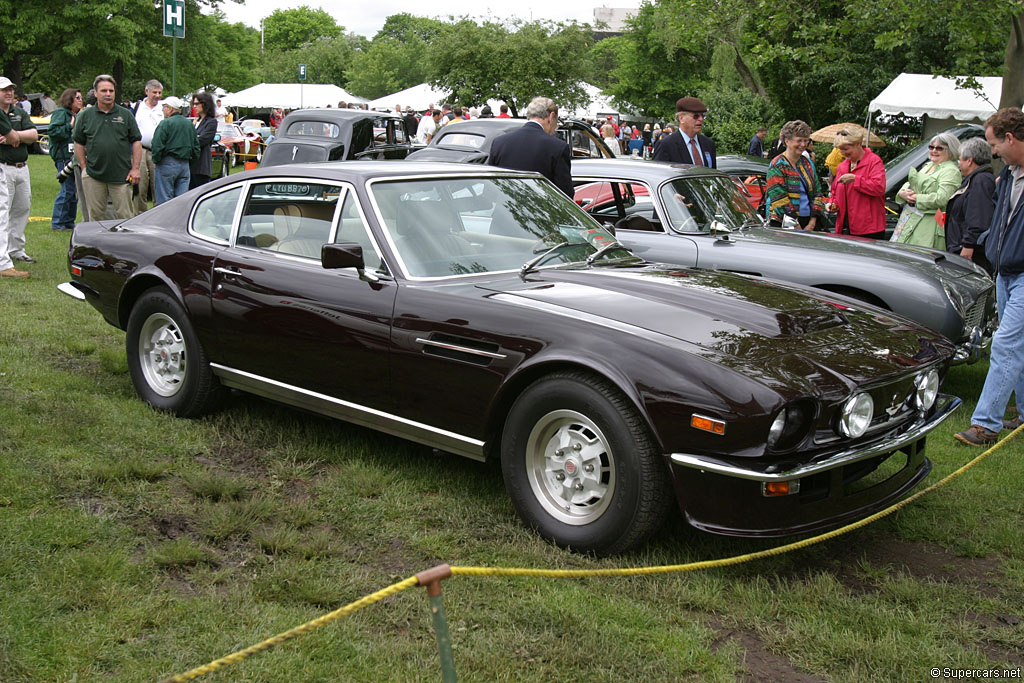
[134,148,155,215]
[82,174,133,220]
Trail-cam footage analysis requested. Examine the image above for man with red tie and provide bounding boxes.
[652,96,717,168]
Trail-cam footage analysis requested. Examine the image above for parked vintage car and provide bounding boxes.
[214,122,263,167]
[260,108,419,167]
[572,158,994,363]
[405,117,616,163]
[59,162,960,555]
[30,113,49,155]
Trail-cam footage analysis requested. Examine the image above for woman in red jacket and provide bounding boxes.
[828,128,887,239]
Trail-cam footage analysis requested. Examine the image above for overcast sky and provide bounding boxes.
[211,1,637,39]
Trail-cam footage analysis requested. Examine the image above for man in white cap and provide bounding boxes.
[0,75,37,278]
[150,96,198,204]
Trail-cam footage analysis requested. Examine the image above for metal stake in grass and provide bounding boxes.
[417,564,457,683]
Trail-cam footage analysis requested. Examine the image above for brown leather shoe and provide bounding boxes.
[953,425,999,446]
[0,267,29,278]
[1003,416,1023,431]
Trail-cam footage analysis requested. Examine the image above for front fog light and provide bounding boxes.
[914,369,940,410]
[839,393,873,438]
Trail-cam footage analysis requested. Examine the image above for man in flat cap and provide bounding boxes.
[652,96,717,168]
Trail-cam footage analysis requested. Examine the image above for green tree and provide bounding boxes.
[429,18,591,117]
[263,34,365,86]
[345,37,434,100]
[263,6,342,53]
[599,4,710,121]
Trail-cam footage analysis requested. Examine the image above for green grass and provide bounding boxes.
[1,154,1022,680]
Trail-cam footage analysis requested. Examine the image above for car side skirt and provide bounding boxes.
[210,364,486,461]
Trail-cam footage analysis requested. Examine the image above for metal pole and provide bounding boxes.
[416,565,456,683]
[172,38,176,96]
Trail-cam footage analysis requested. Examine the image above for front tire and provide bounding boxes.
[501,371,672,555]
[219,152,231,177]
[126,288,224,417]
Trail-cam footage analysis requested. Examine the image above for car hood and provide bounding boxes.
[732,226,984,279]
[477,265,943,369]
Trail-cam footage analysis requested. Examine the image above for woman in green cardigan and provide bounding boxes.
[893,132,961,249]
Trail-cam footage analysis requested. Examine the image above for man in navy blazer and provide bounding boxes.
[488,97,574,197]
[652,96,717,168]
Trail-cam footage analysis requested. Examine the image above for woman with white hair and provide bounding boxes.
[893,131,961,249]
[945,135,996,267]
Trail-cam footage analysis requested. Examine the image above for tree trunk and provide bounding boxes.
[113,59,125,103]
[3,53,23,94]
[1000,11,1024,110]
[733,49,768,99]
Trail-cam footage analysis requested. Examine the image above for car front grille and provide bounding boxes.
[963,290,990,331]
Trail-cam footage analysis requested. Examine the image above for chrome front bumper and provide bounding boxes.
[669,394,960,482]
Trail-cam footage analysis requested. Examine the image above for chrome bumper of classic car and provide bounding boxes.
[669,394,960,482]
[57,281,87,300]
[952,325,990,365]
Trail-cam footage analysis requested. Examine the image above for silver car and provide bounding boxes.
[572,158,994,363]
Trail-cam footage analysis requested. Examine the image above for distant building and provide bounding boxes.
[593,6,637,34]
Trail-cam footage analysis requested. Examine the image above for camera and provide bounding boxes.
[57,162,74,184]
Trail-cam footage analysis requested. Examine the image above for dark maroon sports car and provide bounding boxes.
[59,161,960,555]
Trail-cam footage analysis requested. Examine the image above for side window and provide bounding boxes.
[236,182,340,259]
[335,192,382,271]
[191,186,241,242]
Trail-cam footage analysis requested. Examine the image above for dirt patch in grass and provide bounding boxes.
[194,443,266,477]
[708,619,825,682]
[152,514,194,540]
[823,536,1005,597]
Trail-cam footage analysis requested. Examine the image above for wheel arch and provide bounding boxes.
[483,358,657,462]
[117,271,182,329]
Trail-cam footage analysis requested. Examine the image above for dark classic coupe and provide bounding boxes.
[572,158,995,363]
[60,162,960,555]
[261,108,420,167]
[405,117,616,163]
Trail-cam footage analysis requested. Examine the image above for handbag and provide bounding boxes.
[890,204,916,242]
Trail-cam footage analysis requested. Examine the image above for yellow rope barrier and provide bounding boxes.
[165,425,1021,680]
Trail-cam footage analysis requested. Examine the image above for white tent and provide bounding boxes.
[869,74,1002,138]
[368,83,451,112]
[222,83,368,109]
[567,82,643,122]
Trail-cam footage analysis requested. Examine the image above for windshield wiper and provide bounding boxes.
[585,239,626,266]
[520,241,589,276]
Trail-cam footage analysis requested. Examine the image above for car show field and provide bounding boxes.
[3,156,1022,680]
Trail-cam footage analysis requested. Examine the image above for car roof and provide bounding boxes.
[205,160,541,185]
[281,108,405,124]
[717,154,770,174]
[571,157,728,181]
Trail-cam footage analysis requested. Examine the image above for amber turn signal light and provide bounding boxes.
[761,480,801,497]
[691,414,726,435]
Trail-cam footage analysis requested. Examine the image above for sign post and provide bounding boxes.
[299,64,306,108]
[163,0,185,94]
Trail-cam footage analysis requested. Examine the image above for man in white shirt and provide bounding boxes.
[215,99,228,123]
[133,79,164,215]
[417,109,442,144]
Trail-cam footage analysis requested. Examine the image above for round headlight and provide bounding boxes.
[914,369,940,410]
[767,410,787,448]
[839,393,874,438]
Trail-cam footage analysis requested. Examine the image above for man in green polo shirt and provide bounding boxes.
[73,74,142,220]
[0,77,38,270]
[0,76,30,279]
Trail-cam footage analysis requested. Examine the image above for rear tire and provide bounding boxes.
[126,288,225,417]
[501,371,672,555]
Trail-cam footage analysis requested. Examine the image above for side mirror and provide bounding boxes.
[322,242,379,282]
[213,134,221,142]
[780,214,799,230]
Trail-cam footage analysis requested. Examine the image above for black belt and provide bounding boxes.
[2,162,26,168]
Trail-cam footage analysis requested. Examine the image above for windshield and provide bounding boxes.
[371,176,635,278]
[658,175,761,232]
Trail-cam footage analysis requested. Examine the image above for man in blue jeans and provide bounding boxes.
[955,107,1024,445]
[150,96,198,205]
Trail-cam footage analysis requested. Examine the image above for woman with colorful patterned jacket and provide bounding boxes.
[764,120,825,230]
